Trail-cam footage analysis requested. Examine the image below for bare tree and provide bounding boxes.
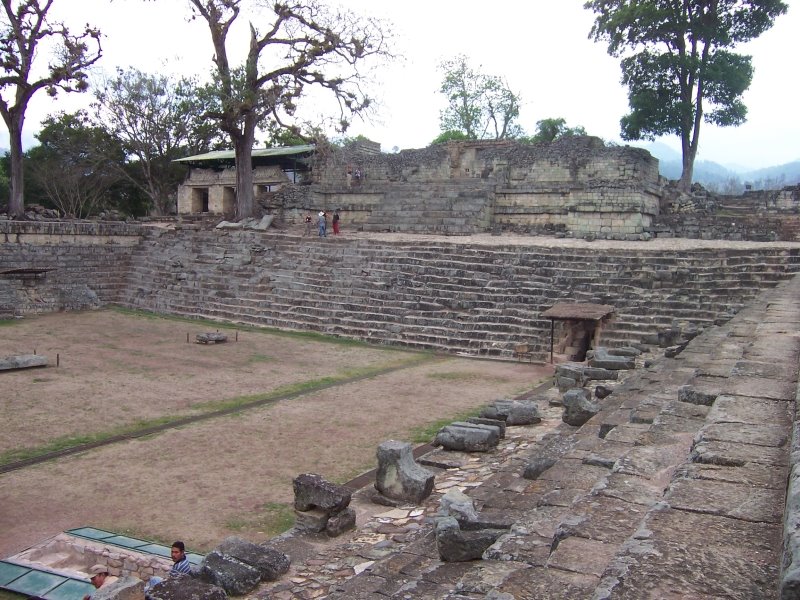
[187,0,391,220]
[0,0,101,217]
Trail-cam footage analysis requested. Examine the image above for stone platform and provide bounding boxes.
[251,273,800,599]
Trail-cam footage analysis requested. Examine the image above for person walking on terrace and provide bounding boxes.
[317,211,327,237]
[332,209,341,235]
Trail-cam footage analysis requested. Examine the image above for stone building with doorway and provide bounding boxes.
[174,145,315,216]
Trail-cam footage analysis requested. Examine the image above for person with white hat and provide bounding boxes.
[317,211,327,237]
[83,564,118,599]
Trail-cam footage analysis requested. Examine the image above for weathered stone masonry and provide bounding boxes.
[4,222,800,363]
[267,137,664,239]
[0,221,142,318]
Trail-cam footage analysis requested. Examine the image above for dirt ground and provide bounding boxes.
[0,309,551,557]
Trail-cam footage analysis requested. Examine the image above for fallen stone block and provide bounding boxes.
[522,456,557,480]
[438,488,479,523]
[480,400,542,425]
[610,346,642,357]
[433,422,501,452]
[435,517,505,562]
[214,536,289,582]
[562,388,600,426]
[583,367,619,381]
[293,507,329,533]
[326,507,356,537]
[678,385,718,406]
[665,342,689,358]
[595,385,613,399]
[467,416,506,437]
[375,440,435,504]
[0,354,48,371]
[94,576,145,600]
[589,348,635,370]
[196,332,227,344]
[557,376,580,393]
[147,576,226,600]
[199,551,261,595]
[293,472,351,514]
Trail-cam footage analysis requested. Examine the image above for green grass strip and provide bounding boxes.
[0,354,434,470]
[110,306,412,350]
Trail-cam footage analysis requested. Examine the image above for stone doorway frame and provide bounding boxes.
[541,302,615,363]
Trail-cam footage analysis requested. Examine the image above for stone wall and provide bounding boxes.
[115,229,800,362]
[651,186,800,241]
[261,137,665,239]
[0,221,143,318]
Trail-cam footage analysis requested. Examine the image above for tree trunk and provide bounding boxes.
[233,115,257,221]
[7,113,25,218]
[678,149,695,192]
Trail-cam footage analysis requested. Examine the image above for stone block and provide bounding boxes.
[214,536,289,582]
[293,507,329,533]
[562,388,600,427]
[523,457,557,480]
[148,575,226,600]
[481,400,542,425]
[435,517,505,562]
[375,440,435,504]
[199,550,261,595]
[326,507,356,537]
[293,472,351,514]
[434,422,501,452]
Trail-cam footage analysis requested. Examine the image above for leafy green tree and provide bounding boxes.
[431,129,470,145]
[93,68,227,215]
[437,55,521,140]
[0,0,102,217]
[585,0,788,191]
[184,0,391,220]
[26,111,124,217]
[520,118,588,144]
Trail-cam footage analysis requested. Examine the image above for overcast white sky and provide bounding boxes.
[6,0,799,170]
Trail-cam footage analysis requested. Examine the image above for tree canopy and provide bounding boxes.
[27,110,124,218]
[521,118,587,145]
[93,67,227,215]
[585,0,787,190]
[437,55,521,141]
[0,0,102,217]
[186,0,391,219]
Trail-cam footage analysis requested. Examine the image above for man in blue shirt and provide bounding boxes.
[169,541,192,576]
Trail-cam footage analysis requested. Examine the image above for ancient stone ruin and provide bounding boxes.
[3,137,800,598]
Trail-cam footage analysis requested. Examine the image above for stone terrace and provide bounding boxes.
[118,229,800,362]
[254,272,800,599]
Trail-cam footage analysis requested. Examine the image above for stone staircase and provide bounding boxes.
[256,274,799,599]
[117,230,800,363]
[362,181,494,235]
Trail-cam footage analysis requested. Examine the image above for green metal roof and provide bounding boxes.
[0,560,94,600]
[66,527,204,565]
[175,144,316,163]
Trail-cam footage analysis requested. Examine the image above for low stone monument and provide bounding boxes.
[196,332,228,344]
[375,440,435,504]
[292,472,356,537]
[0,354,48,371]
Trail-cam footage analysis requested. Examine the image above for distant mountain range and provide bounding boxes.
[639,142,800,193]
